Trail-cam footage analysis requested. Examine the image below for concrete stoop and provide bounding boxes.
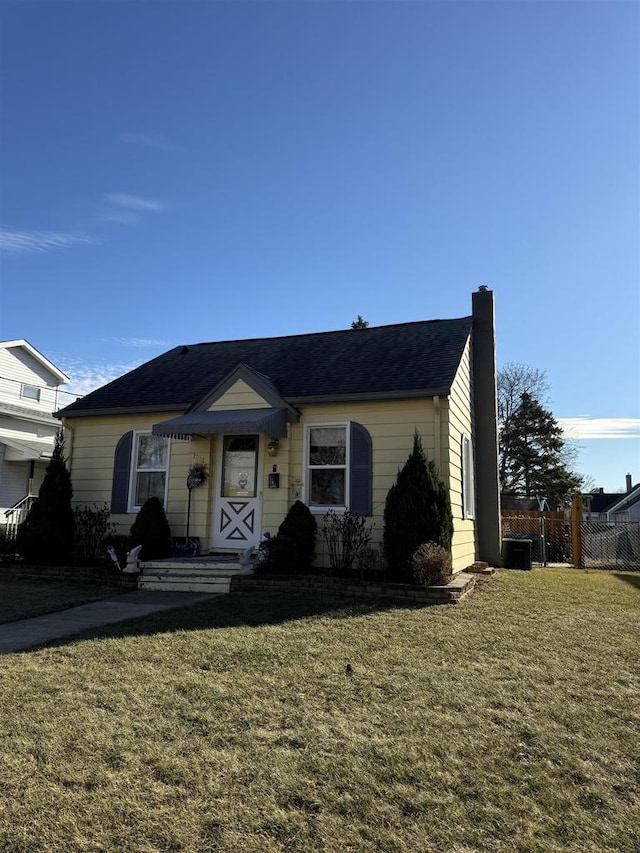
[138,559,253,593]
[465,561,497,575]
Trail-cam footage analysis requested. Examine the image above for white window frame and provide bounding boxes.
[461,433,475,520]
[304,422,350,513]
[21,384,41,402]
[127,431,171,512]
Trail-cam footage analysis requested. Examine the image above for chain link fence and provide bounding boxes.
[501,514,570,566]
[581,521,640,571]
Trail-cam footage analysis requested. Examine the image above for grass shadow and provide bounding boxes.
[612,572,640,591]
[28,591,427,653]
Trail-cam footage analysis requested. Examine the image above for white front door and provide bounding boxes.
[211,434,262,550]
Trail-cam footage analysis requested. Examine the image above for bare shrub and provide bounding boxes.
[74,503,117,563]
[354,544,385,582]
[411,542,453,587]
[322,510,372,576]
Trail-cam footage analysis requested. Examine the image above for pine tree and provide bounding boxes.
[350,315,369,329]
[500,392,582,506]
[383,431,453,581]
[16,430,75,565]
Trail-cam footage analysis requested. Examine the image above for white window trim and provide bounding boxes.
[21,384,41,402]
[304,421,350,514]
[461,433,475,520]
[127,430,171,513]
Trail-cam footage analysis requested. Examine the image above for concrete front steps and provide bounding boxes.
[138,556,254,593]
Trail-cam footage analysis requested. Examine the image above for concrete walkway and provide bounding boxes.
[0,590,220,654]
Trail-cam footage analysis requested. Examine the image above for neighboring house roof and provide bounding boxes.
[584,492,625,514]
[55,317,473,418]
[0,436,54,460]
[0,339,69,385]
[604,484,640,517]
[0,400,60,426]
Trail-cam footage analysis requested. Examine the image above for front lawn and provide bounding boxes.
[0,579,118,624]
[0,569,638,852]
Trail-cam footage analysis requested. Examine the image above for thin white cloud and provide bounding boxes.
[111,337,167,348]
[559,417,640,440]
[102,210,140,225]
[105,193,166,213]
[0,228,92,254]
[119,132,182,153]
[58,360,145,399]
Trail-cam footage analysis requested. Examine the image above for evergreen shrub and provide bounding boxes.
[16,431,74,565]
[383,431,454,581]
[130,497,172,560]
[260,500,317,574]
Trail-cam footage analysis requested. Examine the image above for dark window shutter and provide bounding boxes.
[111,431,133,513]
[349,422,372,516]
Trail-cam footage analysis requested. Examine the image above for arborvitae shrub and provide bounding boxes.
[411,541,453,587]
[261,500,317,574]
[382,431,454,581]
[17,431,74,565]
[130,497,172,560]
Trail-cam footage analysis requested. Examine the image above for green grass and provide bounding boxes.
[0,569,638,852]
[0,580,118,624]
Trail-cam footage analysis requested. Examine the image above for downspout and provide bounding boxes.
[61,418,74,479]
[433,396,441,474]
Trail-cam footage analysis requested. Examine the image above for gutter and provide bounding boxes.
[433,395,441,473]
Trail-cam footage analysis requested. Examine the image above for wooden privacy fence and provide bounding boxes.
[501,510,568,566]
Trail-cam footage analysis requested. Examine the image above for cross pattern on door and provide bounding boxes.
[219,502,255,541]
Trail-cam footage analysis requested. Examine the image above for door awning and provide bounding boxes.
[152,407,293,439]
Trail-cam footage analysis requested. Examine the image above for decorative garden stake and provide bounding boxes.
[185,460,209,543]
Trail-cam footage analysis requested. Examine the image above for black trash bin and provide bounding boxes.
[502,538,533,570]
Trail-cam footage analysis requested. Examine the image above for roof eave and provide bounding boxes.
[54,403,190,420]
[286,387,452,405]
[606,485,640,515]
[56,387,453,418]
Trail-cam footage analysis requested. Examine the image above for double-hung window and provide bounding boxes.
[307,424,348,509]
[129,432,170,510]
[461,434,475,519]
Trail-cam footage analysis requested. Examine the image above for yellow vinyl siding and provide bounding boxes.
[206,380,270,411]
[445,338,476,570]
[64,415,214,541]
[283,400,438,567]
[65,379,476,570]
[261,434,291,536]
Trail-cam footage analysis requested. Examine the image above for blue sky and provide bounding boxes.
[1,0,638,491]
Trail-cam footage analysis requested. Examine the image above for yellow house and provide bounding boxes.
[55,287,502,573]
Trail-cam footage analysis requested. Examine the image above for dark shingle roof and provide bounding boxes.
[585,492,624,513]
[56,316,473,417]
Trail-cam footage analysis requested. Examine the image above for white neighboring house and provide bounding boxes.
[603,483,640,523]
[0,340,70,530]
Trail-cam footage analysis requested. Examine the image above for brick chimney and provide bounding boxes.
[471,286,502,566]
[626,473,632,492]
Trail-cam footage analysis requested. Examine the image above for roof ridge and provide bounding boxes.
[179,315,472,350]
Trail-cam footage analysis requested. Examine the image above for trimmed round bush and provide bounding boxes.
[130,497,172,560]
[260,500,317,574]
